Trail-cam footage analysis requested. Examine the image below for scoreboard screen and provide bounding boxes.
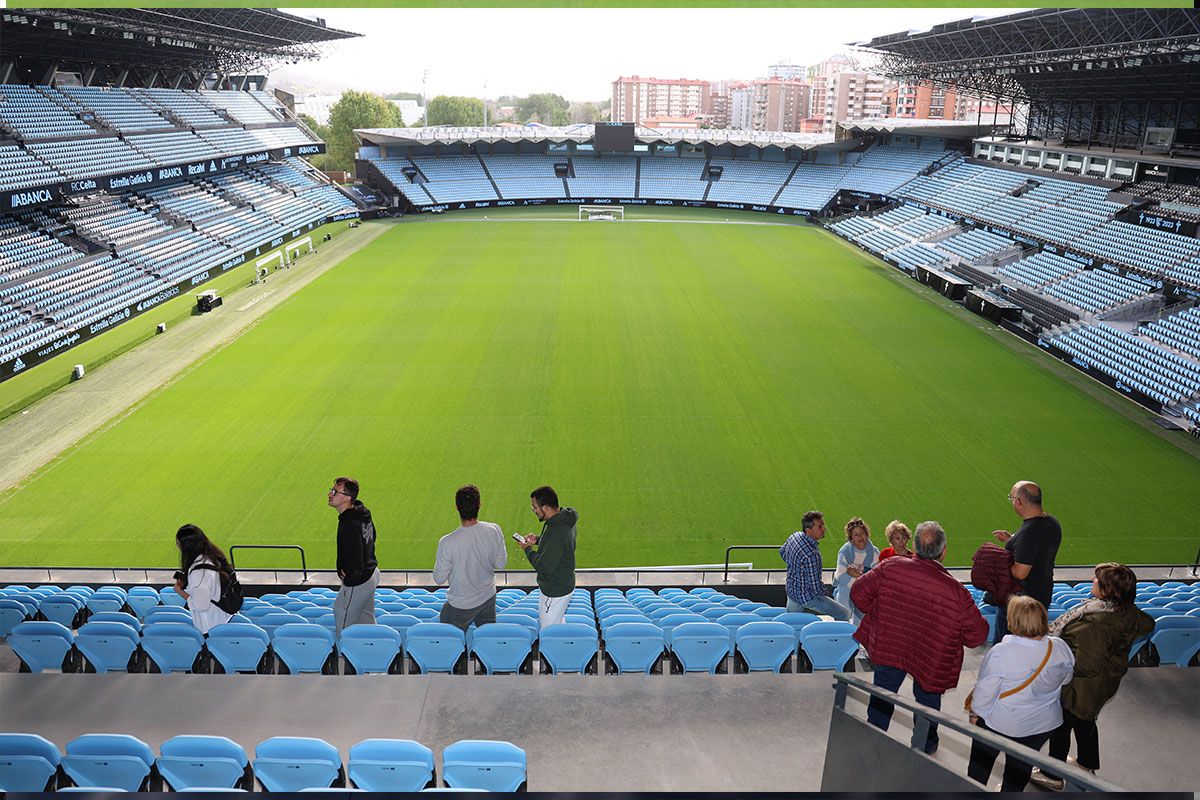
[594,122,636,152]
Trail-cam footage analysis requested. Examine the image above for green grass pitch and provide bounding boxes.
[1,211,1197,571]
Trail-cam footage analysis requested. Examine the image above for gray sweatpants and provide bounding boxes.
[335,568,380,635]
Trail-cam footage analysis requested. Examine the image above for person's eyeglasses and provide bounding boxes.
[1006,494,1017,501]
[329,487,348,496]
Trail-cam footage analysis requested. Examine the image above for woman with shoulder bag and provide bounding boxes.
[174,523,233,634]
[966,595,1076,791]
[1029,563,1155,791]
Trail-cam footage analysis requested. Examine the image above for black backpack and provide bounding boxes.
[191,562,245,614]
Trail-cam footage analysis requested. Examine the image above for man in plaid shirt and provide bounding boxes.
[779,510,850,621]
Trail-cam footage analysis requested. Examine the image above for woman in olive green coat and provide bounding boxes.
[1030,563,1155,790]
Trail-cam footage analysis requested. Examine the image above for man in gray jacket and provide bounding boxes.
[433,484,508,631]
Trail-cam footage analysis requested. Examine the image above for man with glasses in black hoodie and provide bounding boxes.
[328,476,379,635]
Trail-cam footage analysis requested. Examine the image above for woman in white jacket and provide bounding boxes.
[174,524,232,634]
[967,595,1075,791]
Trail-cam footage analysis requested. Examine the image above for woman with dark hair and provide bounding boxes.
[1030,563,1155,791]
[174,524,232,633]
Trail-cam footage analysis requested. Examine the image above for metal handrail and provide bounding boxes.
[228,545,308,583]
[723,545,781,583]
[831,672,1124,792]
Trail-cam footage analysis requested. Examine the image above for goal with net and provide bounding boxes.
[579,205,624,221]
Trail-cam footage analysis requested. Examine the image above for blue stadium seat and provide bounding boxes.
[404,623,467,674]
[141,621,206,673]
[256,612,307,636]
[38,593,85,628]
[348,739,435,792]
[775,612,822,640]
[715,612,762,647]
[157,735,252,791]
[62,734,156,792]
[0,733,62,791]
[206,622,271,674]
[85,594,127,616]
[496,613,540,642]
[8,620,76,672]
[538,623,599,674]
[599,613,651,633]
[407,606,440,621]
[0,598,30,638]
[339,624,404,674]
[159,587,187,607]
[254,737,344,792]
[75,620,141,673]
[87,611,142,633]
[1150,616,1200,667]
[658,613,704,642]
[735,621,798,673]
[442,740,526,793]
[669,622,730,673]
[754,607,788,619]
[469,623,536,675]
[125,587,160,620]
[799,621,859,671]
[603,622,665,674]
[272,623,337,674]
[376,612,422,642]
[144,607,193,625]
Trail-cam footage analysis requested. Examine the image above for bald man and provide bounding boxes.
[991,480,1062,642]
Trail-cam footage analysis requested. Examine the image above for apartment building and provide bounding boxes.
[611,76,710,124]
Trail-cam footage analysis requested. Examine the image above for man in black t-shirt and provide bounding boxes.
[990,480,1062,642]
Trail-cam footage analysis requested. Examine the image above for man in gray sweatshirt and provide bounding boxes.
[433,484,508,631]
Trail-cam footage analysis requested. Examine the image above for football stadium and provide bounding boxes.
[0,6,1198,794]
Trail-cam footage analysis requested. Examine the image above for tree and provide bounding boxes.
[383,91,423,102]
[516,93,570,126]
[425,95,485,127]
[298,113,329,142]
[324,90,403,173]
[569,100,607,124]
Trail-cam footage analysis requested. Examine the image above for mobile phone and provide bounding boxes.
[512,533,524,543]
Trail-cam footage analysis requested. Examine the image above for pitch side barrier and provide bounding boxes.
[1,564,1189,594]
[416,196,818,219]
[1,142,327,214]
[0,208,359,383]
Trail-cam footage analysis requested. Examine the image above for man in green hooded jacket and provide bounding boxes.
[517,485,578,628]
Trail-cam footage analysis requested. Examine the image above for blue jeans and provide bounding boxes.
[787,594,851,621]
[867,664,942,753]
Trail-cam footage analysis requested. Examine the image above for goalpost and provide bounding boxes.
[579,205,624,221]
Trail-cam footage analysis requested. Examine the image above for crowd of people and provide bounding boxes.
[780,479,1154,790]
[169,476,1153,790]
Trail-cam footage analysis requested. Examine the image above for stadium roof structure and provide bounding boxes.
[840,118,1001,139]
[859,9,1200,103]
[358,124,837,150]
[0,8,359,76]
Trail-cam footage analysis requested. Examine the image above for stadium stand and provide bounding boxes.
[1142,306,1200,361]
[0,102,357,372]
[1050,323,1200,407]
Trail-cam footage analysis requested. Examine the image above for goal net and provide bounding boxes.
[579,205,624,221]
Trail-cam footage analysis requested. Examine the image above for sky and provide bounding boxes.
[278,7,1033,102]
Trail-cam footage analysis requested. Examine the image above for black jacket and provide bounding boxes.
[337,500,378,586]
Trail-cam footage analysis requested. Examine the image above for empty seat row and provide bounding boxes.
[0,733,525,793]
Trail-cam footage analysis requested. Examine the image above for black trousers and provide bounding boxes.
[967,718,1052,792]
[1045,706,1101,776]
